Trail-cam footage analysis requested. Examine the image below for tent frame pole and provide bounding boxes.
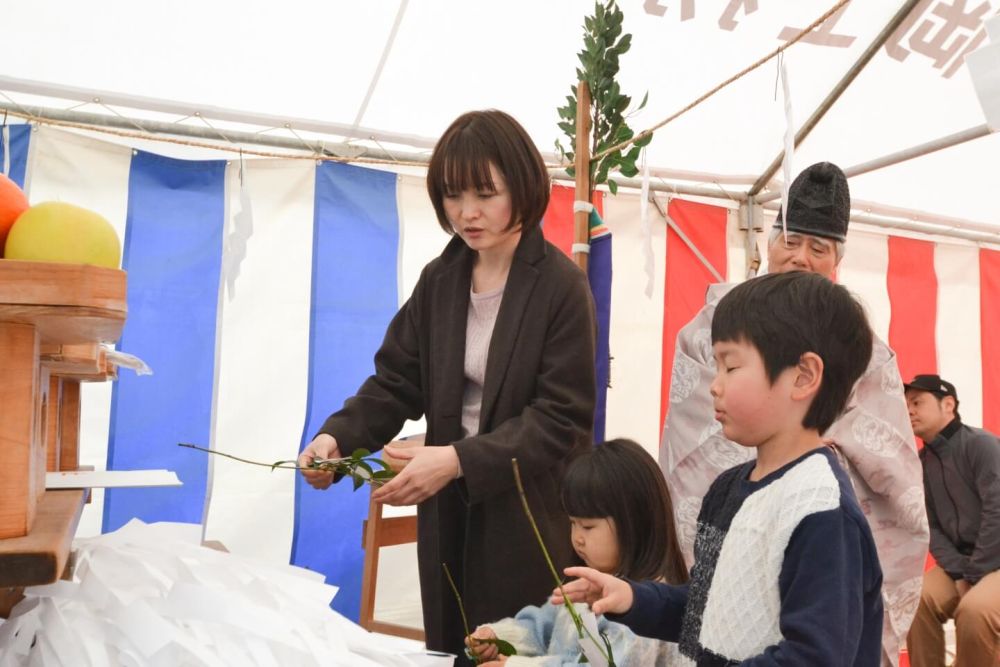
[758,201,1000,245]
[4,104,997,245]
[0,101,403,162]
[756,124,994,204]
[0,101,740,201]
[0,74,438,150]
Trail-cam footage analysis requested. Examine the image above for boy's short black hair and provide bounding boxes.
[711,271,873,434]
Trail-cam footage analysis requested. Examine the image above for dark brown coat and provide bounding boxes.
[319,225,597,659]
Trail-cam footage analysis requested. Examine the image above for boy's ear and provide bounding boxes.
[792,352,823,400]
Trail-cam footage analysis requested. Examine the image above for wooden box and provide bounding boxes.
[0,260,126,539]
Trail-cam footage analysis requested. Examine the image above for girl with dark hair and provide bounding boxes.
[297,109,597,662]
[467,439,687,666]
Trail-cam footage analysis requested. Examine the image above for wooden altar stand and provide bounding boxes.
[0,260,126,616]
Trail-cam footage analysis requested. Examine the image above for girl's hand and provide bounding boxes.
[371,444,460,506]
[297,434,340,489]
[552,566,634,616]
[466,625,499,661]
[481,658,508,666]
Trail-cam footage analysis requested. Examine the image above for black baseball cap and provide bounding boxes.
[903,374,958,400]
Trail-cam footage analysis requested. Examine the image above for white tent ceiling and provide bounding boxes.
[3,0,998,229]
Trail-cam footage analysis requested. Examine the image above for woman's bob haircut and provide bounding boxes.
[426,109,550,235]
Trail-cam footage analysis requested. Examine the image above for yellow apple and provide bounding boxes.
[4,202,121,269]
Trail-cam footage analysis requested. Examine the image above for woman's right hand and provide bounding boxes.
[298,433,341,490]
[466,625,499,661]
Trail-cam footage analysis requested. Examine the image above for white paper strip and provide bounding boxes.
[104,348,153,375]
[639,152,654,298]
[577,607,610,667]
[46,470,181,489]
[223,165,255,300]
[2,520,452,666]
[967,41,1000,130]
[985,14,1000,41]
[779,56,794,235]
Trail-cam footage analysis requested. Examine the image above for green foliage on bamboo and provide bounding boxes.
[556,0,652,196]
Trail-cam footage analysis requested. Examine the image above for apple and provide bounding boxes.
[0,173,30,254]
[4,202,121,269]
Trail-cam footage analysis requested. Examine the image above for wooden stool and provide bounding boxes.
[359,492,423,641]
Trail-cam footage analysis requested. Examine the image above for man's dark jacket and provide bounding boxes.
[921,419,1000,583]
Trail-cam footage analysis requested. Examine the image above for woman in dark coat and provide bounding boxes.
[298,109,597,662]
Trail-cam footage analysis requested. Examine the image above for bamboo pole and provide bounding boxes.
[573,81,592,273]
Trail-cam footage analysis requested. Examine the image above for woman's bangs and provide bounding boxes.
[441,138,497,194]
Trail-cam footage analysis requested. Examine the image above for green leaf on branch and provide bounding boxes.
[556,0,652,195]
[177,443,396,492]
[479,638,517,657]
[444,562,517,663]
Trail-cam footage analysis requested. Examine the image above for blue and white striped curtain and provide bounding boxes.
[1,123,32,187]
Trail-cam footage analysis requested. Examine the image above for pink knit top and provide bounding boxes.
[461,283,505,439]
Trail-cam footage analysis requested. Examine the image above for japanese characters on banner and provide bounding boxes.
[643,0,999,78]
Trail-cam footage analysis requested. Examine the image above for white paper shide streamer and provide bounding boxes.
[780,56,794,237]
[104,346,153,376]
[223,158,255,301]
[0,520,447,666]
[639,150,654,298]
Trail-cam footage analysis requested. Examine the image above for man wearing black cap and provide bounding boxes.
[767,161,848,277]
[660,162,929,665]
[903,375,1000,667]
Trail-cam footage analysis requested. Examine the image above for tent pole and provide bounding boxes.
[748,0,924,197]
[350,0,409,131]
[0,101,413,163]
[0,74,438,150]
[841,123,993,179]
[649,194,724,282]
[553,171,748,201]
[756,123,994,204]
[573,82,592,272]
[0,101,747,200]
[759,201,1000,245]
[745,196,762,279]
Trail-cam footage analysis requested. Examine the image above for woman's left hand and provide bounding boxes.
[371,444,460,506]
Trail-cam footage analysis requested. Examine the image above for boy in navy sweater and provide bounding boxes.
[555,271,884,666]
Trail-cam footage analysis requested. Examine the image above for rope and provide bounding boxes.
[1,107,428,167]
[592,0,852,161]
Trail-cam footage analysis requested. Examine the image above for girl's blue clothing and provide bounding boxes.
[487,600,678,666]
